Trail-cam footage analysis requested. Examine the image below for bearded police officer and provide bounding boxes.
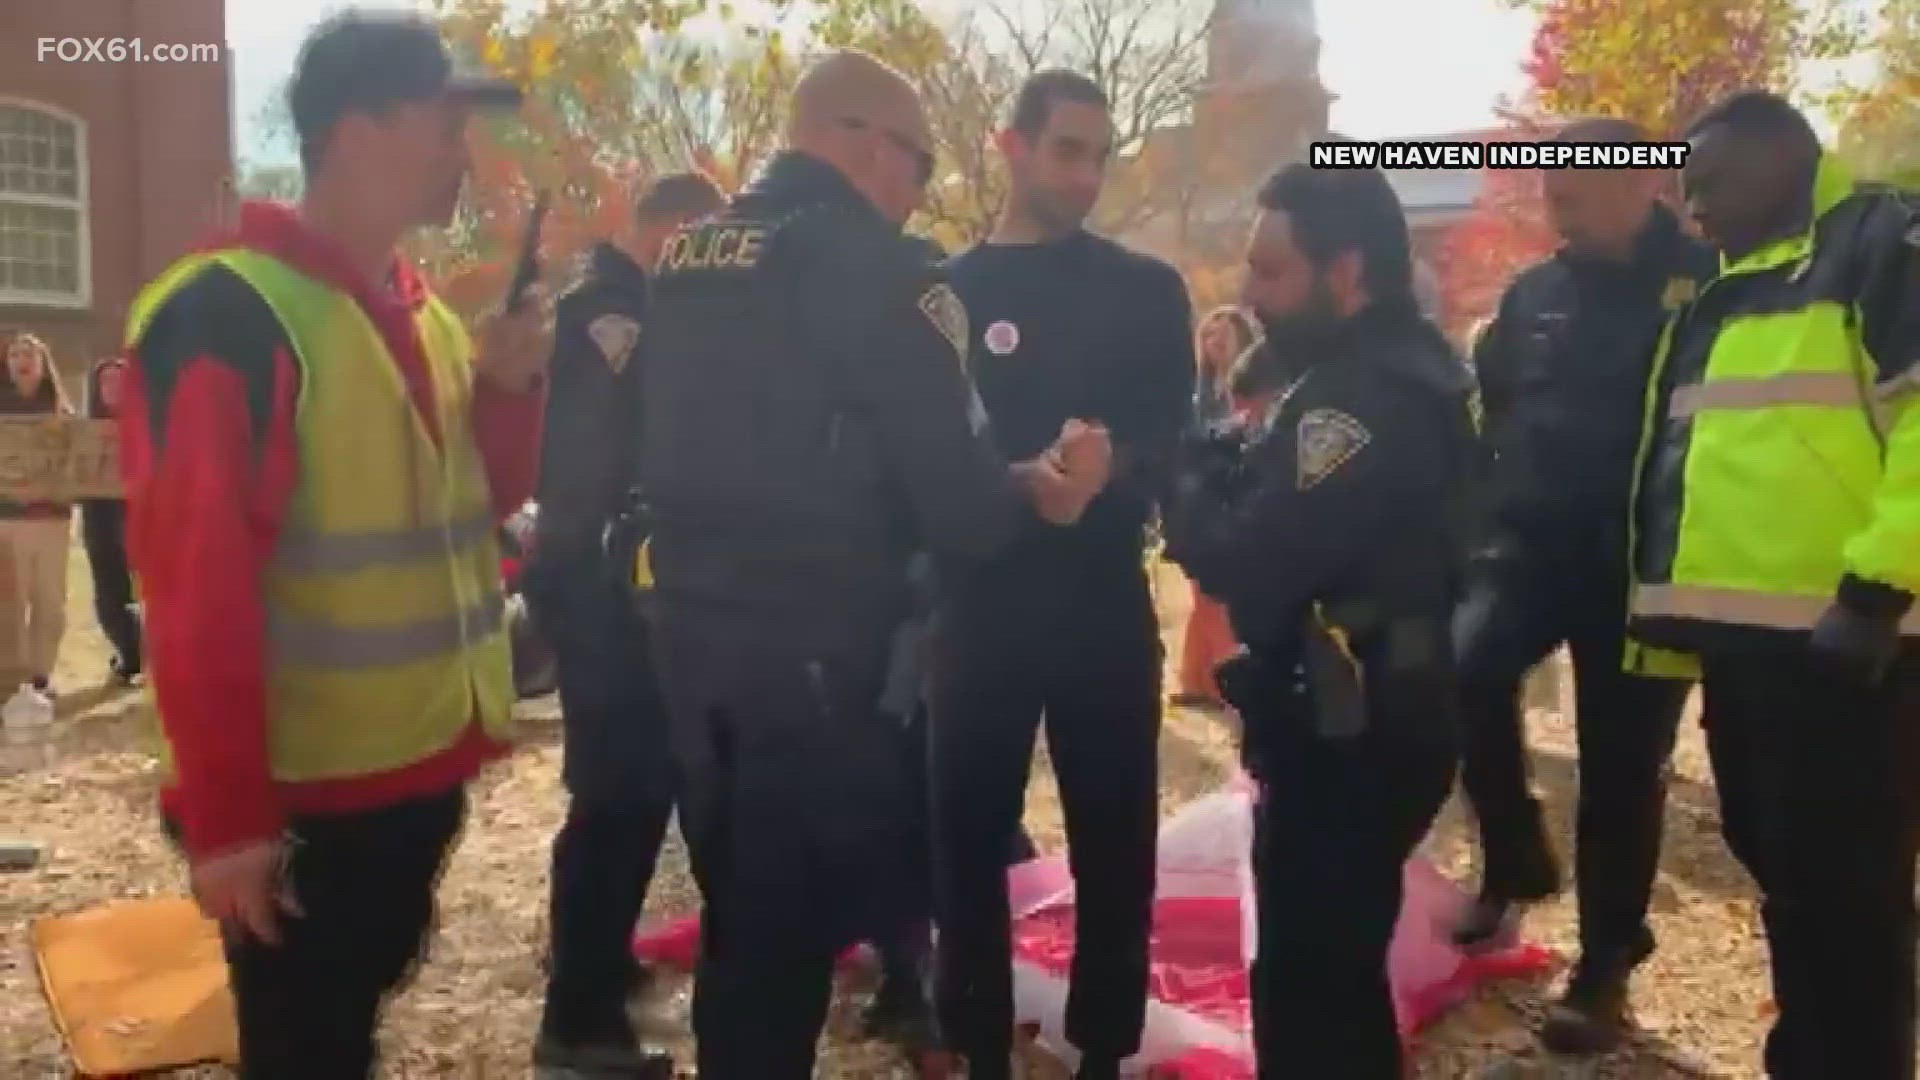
[1164,160,1477,1079]
[530,172,723,1077]
[1628,91,1920,1079]
[1450,118,1714,1054]
[638,50,1108,1078]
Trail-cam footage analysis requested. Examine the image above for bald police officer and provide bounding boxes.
[638,50,1108,1078]
[532,173,724,1077]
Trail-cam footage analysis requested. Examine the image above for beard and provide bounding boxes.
[1250,274,1344,383]
[1025,189,1094,236]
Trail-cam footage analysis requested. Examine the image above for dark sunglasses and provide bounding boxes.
[840,117,934,187]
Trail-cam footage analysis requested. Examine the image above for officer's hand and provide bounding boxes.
[1810,601,1900,686]
[1016,459,1089,526]
[1054,419,1112,486]
[476,285,555,394]
[191,839,301,946]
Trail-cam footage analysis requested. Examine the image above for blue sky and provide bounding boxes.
[229,0,1869,165]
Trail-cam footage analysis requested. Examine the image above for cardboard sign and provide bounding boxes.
[0,417,120,501]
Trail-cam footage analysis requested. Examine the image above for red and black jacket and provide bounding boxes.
[123,201,544,862]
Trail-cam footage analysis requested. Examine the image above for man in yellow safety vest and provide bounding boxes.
[1628,90,1920,1079]
[120,12,549,1078]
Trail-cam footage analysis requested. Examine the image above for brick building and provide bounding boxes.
[0,0,232,380]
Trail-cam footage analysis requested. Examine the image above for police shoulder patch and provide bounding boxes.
[1296,408,1371,491]
[587,314,642,374]
[1660,276,1698,311]
[918,283,969,363]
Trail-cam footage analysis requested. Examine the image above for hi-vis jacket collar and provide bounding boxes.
[1720,152,1856,278]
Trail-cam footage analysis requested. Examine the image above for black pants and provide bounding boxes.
[535,573,676,1045]
[80,498,140,671]
[652,606,918,1079]
[1250,715,1454,1079]
[1699,647,1920,1079]
[214,788,466,1080]
[928,570,1161,1063]
[1455,557,1687,968]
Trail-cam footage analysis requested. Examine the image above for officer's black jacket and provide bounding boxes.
[1472,204,1716,560]
[1166,304,1479,658]
[639,152,1022,632]
[535,242,650,573]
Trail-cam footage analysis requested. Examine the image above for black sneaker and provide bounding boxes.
[1074,1054,1123,1080]
[864,983,938,1049]
[1539,963,1633,1056]
[1452,894,1521,953]
[531,1037,674,1079]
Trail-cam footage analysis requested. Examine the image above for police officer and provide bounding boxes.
[1163,160,1476,1079]
[1450,118,1714,1053]
[638,50,1108,1078]
[1629,91,1920,1079]
[531,173,724,1076]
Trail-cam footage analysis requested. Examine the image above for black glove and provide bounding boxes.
[1809,575,1910,685]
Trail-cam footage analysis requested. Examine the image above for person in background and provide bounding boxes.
[0,332,73,704]
[1173,305,1262,712]
[930,70,1193,1080]
[531,169,724,1079]
[81,355,141,684]
[1450,118,1711,1053]
[1628,90,1920,1079]
[119,12,543,1078]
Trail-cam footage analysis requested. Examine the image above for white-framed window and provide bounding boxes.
[0,100,88,308]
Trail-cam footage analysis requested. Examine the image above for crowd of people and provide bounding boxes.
[101,6,1920,1080]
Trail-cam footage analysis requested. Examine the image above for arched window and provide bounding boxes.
[0,101,88,307]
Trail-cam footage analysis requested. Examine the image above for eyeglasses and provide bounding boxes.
[839,117,934,187]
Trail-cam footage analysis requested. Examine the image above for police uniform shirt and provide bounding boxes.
[537,242,649,564]
[944,231,1194,581]
[1167,305,1477,651]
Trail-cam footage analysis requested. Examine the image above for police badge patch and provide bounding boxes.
[919,284,969,363]
[1297,408,1370,490]
[587,314,642,374]
[1660,277,1698,311]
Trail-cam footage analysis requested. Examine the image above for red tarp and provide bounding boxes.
[635,773,1554,1075]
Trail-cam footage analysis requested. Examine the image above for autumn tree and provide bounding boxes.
[1502,0,1863,135]
[1836,0,1920,187]
[1435,163,1556,336]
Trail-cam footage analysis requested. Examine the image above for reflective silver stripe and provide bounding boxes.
[1875,361,1920,403]
[270,592,505,669]
[1633,583,1920,635]
[274,513,495,573]
[1668,373,1864,418]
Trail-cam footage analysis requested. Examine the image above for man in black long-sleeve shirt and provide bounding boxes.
[929,70,1194,1080]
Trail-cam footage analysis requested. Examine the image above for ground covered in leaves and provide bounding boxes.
[2,553,1780,1077]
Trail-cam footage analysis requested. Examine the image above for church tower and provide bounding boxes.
[1195,0,1330,179]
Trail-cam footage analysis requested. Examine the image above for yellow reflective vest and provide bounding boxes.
[125,248,515,782]
[1626,154,1920,668]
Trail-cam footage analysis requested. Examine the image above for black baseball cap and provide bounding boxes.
[289,9,523,161]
